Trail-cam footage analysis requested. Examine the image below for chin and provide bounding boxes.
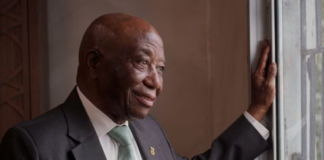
[127,105,150,120]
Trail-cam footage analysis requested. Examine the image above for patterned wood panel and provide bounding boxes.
[0,0,30,140]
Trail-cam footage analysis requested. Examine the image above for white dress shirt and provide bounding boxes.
[243,111,269,139]
[77,87,269,160]
[77,87,142,160]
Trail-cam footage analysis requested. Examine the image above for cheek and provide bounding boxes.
[121,65,147,88]
[96,66,113,87]
[130,71,147,85]
[96,62,124,95]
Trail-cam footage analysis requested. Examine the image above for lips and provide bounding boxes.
[132,90,156,107]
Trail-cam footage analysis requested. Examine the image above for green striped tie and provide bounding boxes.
[108,126,136,160]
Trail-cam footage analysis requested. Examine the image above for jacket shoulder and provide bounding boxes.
[18,104,66,129]
[14,104,68,142]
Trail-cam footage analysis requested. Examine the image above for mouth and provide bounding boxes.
[132,90,156,108]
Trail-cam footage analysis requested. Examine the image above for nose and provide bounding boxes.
[143,67,162,90]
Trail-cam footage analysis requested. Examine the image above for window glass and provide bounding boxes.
[280,0,324,159]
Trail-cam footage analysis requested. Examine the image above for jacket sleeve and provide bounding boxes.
[176,115,269,160]
[0,126,39,160]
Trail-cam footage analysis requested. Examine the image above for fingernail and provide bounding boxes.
[270,63,277,71]
[272,62,277,67]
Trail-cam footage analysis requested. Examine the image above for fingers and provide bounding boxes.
[256,40,271,71]
[265,62,277,86]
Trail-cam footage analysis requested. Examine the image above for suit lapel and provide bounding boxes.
[130,119,165,160]
[62,88,106,160]
[72,134,106,160]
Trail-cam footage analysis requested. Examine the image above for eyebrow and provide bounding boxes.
[138,48,166,63]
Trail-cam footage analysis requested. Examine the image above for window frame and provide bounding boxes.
[249,0,282,159]
[250,0,324,159]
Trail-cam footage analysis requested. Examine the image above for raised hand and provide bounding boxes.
[248,40,277,121]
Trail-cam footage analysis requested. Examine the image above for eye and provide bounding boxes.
[140,60,149,65]
[157,66,165,72]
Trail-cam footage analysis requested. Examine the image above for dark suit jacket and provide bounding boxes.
[0,88,269,160]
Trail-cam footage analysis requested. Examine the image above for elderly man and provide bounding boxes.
[0,13,277,160]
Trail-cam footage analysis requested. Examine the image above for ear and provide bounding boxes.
[86,50,102,79]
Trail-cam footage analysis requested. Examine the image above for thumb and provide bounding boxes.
[266,63,277,85]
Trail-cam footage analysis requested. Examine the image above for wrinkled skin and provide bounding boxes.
[248,40,277,121]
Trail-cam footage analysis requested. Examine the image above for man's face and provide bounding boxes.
[96,31,165,120]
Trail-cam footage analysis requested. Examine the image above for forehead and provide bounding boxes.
[133,31,165,61]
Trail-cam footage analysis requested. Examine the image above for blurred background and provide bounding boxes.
[0,0,250,157]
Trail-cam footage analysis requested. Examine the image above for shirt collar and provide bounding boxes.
[76,86,128,137]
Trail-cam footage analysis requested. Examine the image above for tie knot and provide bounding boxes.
[108,125,132,146]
